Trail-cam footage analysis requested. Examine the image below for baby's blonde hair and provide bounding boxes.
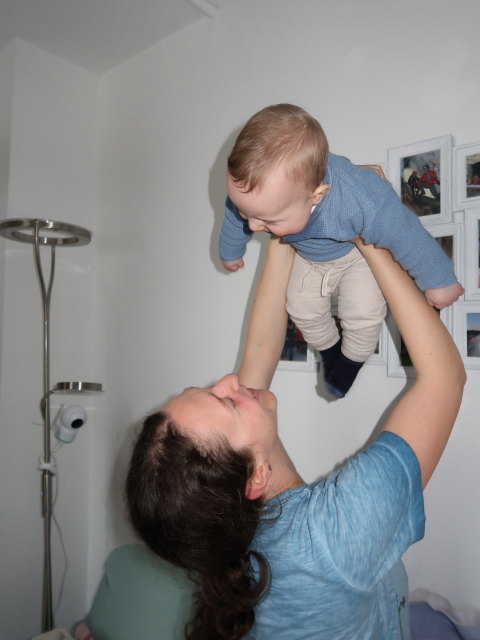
[228,104,329,192]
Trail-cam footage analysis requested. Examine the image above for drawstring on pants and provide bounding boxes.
[298,260,351,297]
[298,262,315,293]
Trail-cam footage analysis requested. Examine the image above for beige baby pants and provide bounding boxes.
[286,247,387,362]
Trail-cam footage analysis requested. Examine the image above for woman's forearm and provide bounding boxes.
[358,242,461,376]
[356,241,465,487]
[238,237,295,389]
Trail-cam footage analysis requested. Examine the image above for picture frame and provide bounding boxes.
[428,218,465,293]
[277,317,316,372]
[386,311,414,378]
[364,319,388,366]
[387,306,453,378]
[453,302,480,369]
[454,142,480,210]
[387,135,453,226]
[464,207,480,300]
[386,223,460,377]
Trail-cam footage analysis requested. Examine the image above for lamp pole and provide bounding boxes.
[34,222,55,631]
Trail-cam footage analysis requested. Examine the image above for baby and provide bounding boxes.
[219,104,463,397]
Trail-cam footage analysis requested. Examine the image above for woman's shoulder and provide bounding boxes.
[265,432,419,514]
[319,432,420,501]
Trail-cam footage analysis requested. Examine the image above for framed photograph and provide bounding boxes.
[453,302,480,369]
[365,320,388,365]
[454,143,480,210]
[387,306,452,378]
[387,135,453,226]
[428,220,465,292]
[387,225,459,377]
[464,207,480,300]
[386,311,414,378]
[277,317,316,372]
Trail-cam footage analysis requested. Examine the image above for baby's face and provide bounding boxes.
[227,164,326,237]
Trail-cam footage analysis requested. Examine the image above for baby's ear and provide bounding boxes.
[245,464,269,500]
[311,184,330,204]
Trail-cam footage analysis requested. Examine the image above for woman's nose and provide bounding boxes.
[212,373,239,394]
[248,219,266,232]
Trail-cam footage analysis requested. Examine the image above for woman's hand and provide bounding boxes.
[357,164,386,180]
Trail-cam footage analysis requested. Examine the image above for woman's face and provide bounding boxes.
[163,374,278,453]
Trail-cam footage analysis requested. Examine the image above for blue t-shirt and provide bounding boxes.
[247,431,425,639]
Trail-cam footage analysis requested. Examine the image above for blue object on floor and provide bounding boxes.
[410,602,480,640]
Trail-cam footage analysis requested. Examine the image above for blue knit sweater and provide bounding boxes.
[219,153,456,291]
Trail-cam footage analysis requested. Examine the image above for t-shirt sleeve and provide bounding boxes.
[310,431,425,590]
[218,196,253,261]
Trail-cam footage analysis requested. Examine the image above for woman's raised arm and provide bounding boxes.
[357,241,466,488]
[238,236,295,390]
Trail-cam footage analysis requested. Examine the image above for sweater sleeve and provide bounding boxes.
[218,197,253,261]
[358,178,457,291]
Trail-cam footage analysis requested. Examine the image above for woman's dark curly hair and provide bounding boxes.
[125,411,270,640]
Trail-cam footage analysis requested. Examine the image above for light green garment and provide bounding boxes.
[85,544,194,640]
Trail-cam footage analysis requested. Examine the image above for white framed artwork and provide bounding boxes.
[464,207,480,301]
[365,320,388,366]
[453,302,480,369]
[386,222,460,378]
[428,219,465,292]
[386,306,453,378]
[385,311,412,378]
[277,317,316,372]
[387,135,453,226]
[454,143,480,210]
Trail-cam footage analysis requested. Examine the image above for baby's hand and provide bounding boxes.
[425,281,464,309]
[222,258,244,271]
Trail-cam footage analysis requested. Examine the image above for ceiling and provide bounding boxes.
[0,0,222,75]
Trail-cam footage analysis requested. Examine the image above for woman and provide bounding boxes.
[126,238,465,640]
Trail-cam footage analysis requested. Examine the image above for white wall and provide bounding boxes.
[0,42,14,393]
[1,1,480,637]
[0,40,100,639]
[96,0,480,614]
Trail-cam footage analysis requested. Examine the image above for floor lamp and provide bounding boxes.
[0,218,103,632]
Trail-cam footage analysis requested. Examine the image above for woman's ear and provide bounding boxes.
[311,184,330,205]
[245,464,269,500]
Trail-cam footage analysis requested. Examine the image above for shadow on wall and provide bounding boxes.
[207,122,270,375]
